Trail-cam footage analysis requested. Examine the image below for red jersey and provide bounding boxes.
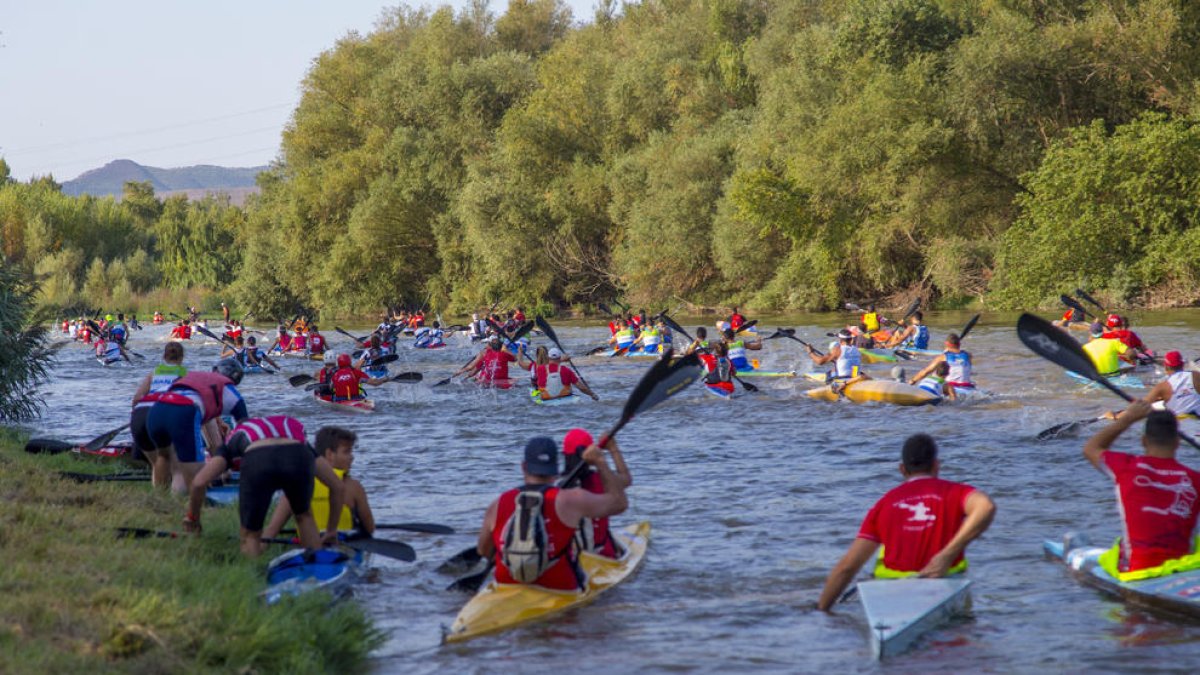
[478,348,516,383]
[278,334,292,351]
[730,313,745,331]
[1102,451,1200,572]
[535,363,579,390]
[331,367,369,399]
[513,310,526,323]
[170,325,191,340]
[493,486,579,590]
[309,334,326,354]
[1102,329,1144,351]
[857,476,976,574]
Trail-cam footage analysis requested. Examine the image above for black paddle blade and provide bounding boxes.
[736,319,759,333]
[83,424,129,452]
[432,376,453,387]
[343,536,416,562]
[959,314,981,340]
[613,350,703,436]
[1037,417,1103,441]
[288,374,315,387]
[369,354,399,367]
[25,438,73,455]
[375,522,455,535]
[900,297,921,321]
[587,344,611,356]
[735,375,759,393]
[658,314,693,342]
[1059,294,1091,319]
[437,545,484,574]
[1016,313,1133,402]
[447,561,494,593]
[534,316,559,346]
[511,320,535,342]
[390,372,423,382]
[1075,288,1107,313]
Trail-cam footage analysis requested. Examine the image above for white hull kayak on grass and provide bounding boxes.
[857,577,972,659]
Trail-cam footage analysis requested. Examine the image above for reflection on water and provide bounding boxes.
[21,312,1200,672]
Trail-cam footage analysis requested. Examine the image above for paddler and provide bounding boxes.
[185,415,344,557]
[132,359,248,492]
[817,434,996,610]
[169,319,192,340]
[861,304,881,333]
[131,342,188,484]
[454,336,529,388]
[536,348,599,401]
[561,429,631,558]
[1143,351,1200,418]
[634,319,665,355]
[729,307,746,332]
[330,353,390,401]
[314,352,337,396]
[1082,321,1136,376]
[1082,401,1200,580]
[912,361,955,402]
[700,342,736,395]
[264,426,375,538]
[475,436,629,590]
[806,329,861,381]
[152,311,164,325]
[307,324,328,355]
[909,333,976,395]
[1102,314,1152,363]
[884,311,930,350]
[608,319,637,352]
[414,321,446,349]
[219,335,248,363]
[684,327,710,355]
[269,325,292,353]
[722,327,762,372]
[244,336,280,370]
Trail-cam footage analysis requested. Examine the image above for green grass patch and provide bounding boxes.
[0,429,383,673]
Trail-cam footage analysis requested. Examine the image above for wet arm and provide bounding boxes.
[477,501,498,558]
[817,538,879,611]
[919,490,996,577]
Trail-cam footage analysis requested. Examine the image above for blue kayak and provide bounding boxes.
[263,546,366,605]
[1065,370,1145,389]
[1044,535,1200,620]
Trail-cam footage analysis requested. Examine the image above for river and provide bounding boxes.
[19,312,1200,672]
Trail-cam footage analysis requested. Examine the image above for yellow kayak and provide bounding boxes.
[445,521,651,643]
[806,379,938,406]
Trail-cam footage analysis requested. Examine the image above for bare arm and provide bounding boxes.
[809,344,839,366]
[556,445,629,523]
[918,490,996,577]
[1143,380,1173,406]
[1083,400,1151,471]
[346,477,375,535]
[184,456,229,532]
[908,356,944,385]
[604,437,632,488]
[817,538,880,611]
[454,353,484,377]
[477,499,498,558]
[132,374,152,405]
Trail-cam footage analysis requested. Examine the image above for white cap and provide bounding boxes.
[548,348,563,359]
[716,321,730,331]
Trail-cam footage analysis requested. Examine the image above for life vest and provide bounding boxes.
[614,328,635,348]
[493,485,581,590]
[573,470,617,558]
[699,353,732,384]
[231,347,247,366]
[904,325,929,350]
[149,363,187,393]
[944,350,972,385]
[727,340,747,363]
[1098,536,1200,582]
[331,367,365,399]
[311,467,354,531]
[291,333,307,350]
[862,312,880,333]
[167,371,234,422]
[641,327,662,348]
[874,545,968,579]
[309,334,326,353]
[1166,371,1200,416]
[835,345,861,379]
[539,363,567,398]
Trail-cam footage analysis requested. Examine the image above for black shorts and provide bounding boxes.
[238,443,315,533]
[130,405,152,452]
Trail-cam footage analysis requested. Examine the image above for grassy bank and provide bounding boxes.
[0,430,383,673]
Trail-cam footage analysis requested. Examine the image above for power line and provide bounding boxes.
[59,125,282,169]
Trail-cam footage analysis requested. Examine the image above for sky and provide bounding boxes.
[0,0,595,182]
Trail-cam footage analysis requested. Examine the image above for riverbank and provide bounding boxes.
[0,429,382,673]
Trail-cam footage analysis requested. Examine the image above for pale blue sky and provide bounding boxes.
[0,0,595,182]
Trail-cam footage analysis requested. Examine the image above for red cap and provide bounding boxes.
[562,428,594,456]
[1105,313,1122,328]
[1164,351,1184,368]
[337,353,351,368]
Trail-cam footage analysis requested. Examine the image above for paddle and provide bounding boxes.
[1016,313,1200,451]
[1075,288,1108,315]
[375,522,455,535]
[660,314,757,393]
[116,528,416,561]
[788,335,823,356]
[83,424,130,452]
[446,350,704,592]
[762,328,796,340]
[433,356,477,387]
[898,297,921,323]
[958,314,981,340]
[534,316,597,395]
[1036,416,1107,441]
[1060,294,1094,321]
[289,374,315,387]
[336,327,368,344]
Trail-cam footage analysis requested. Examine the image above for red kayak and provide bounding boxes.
[312,393,376,414]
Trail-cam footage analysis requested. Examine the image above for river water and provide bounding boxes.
[20,312,1200,672]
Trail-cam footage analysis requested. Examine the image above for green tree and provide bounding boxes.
[0,263,53,421]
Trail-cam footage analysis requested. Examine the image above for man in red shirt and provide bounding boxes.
[1083,401,1200,578]
[454,336,527,388]
[330,353,389,400]
[307,324,328,355]
[536,349,599,401]
[817,434,996,610]
[1100,314,1151,362]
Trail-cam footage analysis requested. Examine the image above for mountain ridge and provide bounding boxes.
[62,159,267,199]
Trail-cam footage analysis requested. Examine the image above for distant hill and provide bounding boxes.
[62,159,267,204]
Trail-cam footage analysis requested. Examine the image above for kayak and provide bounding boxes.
[206,483,239,507]
[704,383,738,399]
[807,379,940,406]
[1044,535,1200,620]
[313,394,376,414]
[893,347,942,359]
[529,390,583,406]
[263,545,367,605]
[243,364,272,375]
[445,521,651,643]
[736,370,797,378]
[95,357,123,366]
[24,438,140,463]
[861,349,899,364]
[1065,370,1145,390]
[365,367,389,379]
[857,577,972,659]
[607,347,662,360]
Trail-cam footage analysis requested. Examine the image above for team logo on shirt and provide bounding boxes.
[897,500,936,523]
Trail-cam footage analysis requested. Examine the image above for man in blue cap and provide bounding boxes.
[475,436,629,590]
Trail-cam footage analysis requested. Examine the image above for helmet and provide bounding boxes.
[323,351,337,365]
[337,353,352,368]
[212,358,244,385]
[1105,313,1122,328]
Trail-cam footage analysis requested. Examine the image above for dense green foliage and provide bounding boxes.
[6,0,1200,314]
[0,265,52,420]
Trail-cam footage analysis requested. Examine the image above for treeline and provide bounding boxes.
[6,0,1200,316]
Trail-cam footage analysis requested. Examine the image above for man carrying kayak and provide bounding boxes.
[535,348,599,401]
[1144,351,1200,418]
[817,434,996,610]
[1082,322,1136,376]
[1082,401,1200,580]
[476,436,629,590]
[806,329,861,381]
[909,333,975,395]
[264,426,375,537]
[561,429,631,558]
[185,415,344,557]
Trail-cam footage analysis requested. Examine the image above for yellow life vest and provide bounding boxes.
[872,545,969,579]
[1082,337,1128,376]
[863,312,880,333]
[311,467,354,531]
[1097,536,1200,582]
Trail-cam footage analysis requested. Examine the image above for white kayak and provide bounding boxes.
[529,390,583,406]
[857,577,972,659]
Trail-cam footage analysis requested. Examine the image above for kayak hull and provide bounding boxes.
[736,370,797,378]
[263,546,366,605]
[1044,535,1200,620]
[861,350,899,364]
[704,384,737,399]
[1065,370,1146,389]
[445,521,651,643]
[858,578,972,659]
[807,380,939,406]
[313,394,376,414]
[529,390,583,406]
